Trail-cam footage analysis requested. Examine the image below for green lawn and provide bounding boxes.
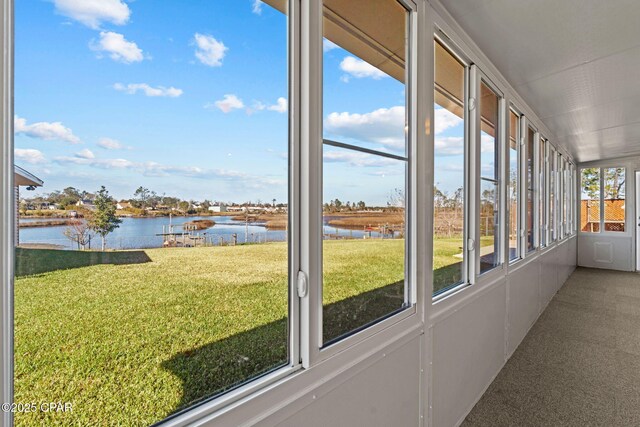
[13,237,479,426]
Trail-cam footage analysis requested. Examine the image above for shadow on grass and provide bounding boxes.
[15,247,152,277]
[162,262,475,417]
[161,280,405,418]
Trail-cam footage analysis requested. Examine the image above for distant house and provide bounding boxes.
[76,199,96,211]
[117,201,132,210]
[208,204,228,213]
[14,166,44,246]
[227,206,246,212]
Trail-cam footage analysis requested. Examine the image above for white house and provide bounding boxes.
[75,199,95,211]
[208,204,228,213]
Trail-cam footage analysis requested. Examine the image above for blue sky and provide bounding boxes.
[14,0,463,205]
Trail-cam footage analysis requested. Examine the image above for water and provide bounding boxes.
[19,215,396,250]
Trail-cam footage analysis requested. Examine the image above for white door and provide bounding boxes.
[637,171,640,270]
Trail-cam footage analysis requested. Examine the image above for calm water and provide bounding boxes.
[19,215,392,250]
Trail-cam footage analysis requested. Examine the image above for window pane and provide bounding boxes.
[539,138,546,247]
[563,159,569,236]
[559,156,565,238]
[15,2,290,425]
[508,111,519,260]
[581,168,600,232]
[479,82,499,273]
[434,41,466,294]
[604,167,626,232]
[526,126,535,252]
[322,0,409,344]
[550,149,557,240]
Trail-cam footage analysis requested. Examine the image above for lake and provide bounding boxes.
[19,215,393,250]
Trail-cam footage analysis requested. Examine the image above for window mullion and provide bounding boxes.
[299,0,323,368]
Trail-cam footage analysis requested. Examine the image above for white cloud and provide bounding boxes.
[53,156,284,188]
[97,138,126,150]
[324,106,406,149]
[434,137,463,156]
[323,39,339,52]
[267,97,287,113]
[53,0,130,29]
[323,150,397,168]
[340,56,387,79]
[113,83,183,98]
[75,148,95,159]
[249,97,287,114]
[15,116,81,144]
[209,94,244,113]
[481,134,495,153]
[252,0,263,15]
[15,149,46,164]
[434,107,463,135]
[194,33,227,67]
[91,31,144,64]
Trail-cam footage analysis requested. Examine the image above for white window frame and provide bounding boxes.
[432,33,472,299]
[313,0,420,362]
[522,119,538,255]
[578,166,629,236]
[539,136,549,247]
[507,106,523,264]
[471,68,505,277]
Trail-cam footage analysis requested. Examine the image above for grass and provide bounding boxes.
[13,237,477,426]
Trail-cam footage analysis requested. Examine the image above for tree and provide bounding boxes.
[64,219,94,250]
[387,188,405,210]
[604,167,625,200]
[581,168,600,200]
[133,186,151,209]
[88,186,122,250]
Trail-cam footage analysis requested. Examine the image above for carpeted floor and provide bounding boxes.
[462,267,640,427]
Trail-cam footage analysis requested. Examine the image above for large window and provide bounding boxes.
[539,137,547,247]
[549,147,557,241]
[582,167,626,233]
[433,40,466,295]
[508,110,520,261]
[15,1,291,425]
[322,0,410,344]
[478,80,500,274]
[525,126,536,252]
[560,157,565,238]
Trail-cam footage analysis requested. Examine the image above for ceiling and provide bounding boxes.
[438,0,640,163]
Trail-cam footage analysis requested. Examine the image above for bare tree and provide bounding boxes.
[64,219,94,250]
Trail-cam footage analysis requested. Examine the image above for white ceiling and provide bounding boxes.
[438,0,640,163]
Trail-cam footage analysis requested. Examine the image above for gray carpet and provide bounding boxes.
[462,267,640,427]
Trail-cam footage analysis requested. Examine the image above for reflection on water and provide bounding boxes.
[19,215,398,250]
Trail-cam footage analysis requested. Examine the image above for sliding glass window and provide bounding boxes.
[433,40,466,295]
[508,110,520,261]
[14,1,291,425]
[478,81,500,274]
[322,0,409,344]
[539,137,547,247]
[525,126,536,252]
[558,155,565,239]
[549,147,557,241]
